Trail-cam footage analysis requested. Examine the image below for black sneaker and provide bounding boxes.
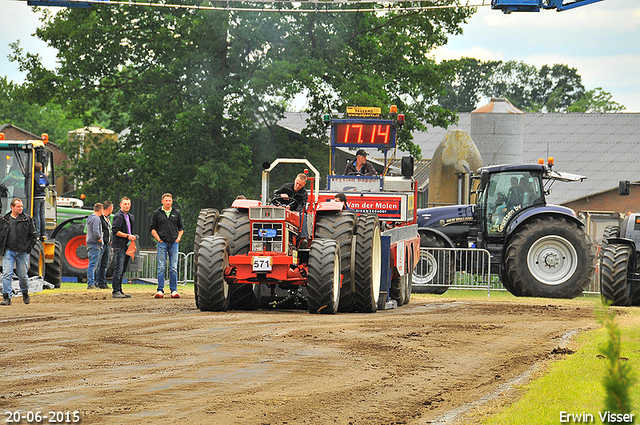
[22,292,30,304]
[112,291,130,299]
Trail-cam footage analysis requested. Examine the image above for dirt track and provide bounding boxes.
[0,290,597,424]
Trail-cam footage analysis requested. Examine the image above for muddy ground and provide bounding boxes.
[0,289,597,424]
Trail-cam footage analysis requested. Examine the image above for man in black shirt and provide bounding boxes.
[150,193,184,299]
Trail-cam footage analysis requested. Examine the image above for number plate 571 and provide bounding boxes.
[252,256,272,272]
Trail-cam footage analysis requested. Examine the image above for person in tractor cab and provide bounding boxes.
[273,173,309,247]
[33,162,50,241]
[344,149,378,176]
[503,176,523,213]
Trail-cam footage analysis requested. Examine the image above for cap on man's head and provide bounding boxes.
[356,149,368,157]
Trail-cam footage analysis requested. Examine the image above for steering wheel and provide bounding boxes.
[271,196,298,211]
[347,172,364,176]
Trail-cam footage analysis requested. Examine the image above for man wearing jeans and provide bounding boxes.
[150,193,184,299]
[85,203,103,289]
[0,198,37,306]
[111,197,136,299]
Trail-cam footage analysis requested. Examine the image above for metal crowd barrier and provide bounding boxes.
[125,250,194,285]
[126,247,600,295]
[413,247,497,295]
[413,246,600,295]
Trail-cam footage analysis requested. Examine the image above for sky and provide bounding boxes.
[2,0,639,112]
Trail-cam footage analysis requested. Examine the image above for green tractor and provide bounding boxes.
[0,132,92,286]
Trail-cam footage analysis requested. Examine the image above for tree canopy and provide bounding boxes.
[437,58,625,113]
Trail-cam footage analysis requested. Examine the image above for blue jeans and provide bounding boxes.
[112,248,130,294]
[2,250,29,296]
[86,244,103,287]
[96,247,110,286]
[156,241,179,293]
[33,198,46,237]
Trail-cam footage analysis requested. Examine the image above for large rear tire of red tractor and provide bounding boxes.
[353,214,381,313]
[216,208,256,309]
[44,241,63,288]
[216,208,251,255]
[600,243,633,306]
[196,236,230,312]
[307,239,341,314]
[29,240,46,280]
[505,216,596,299]
[57,223,88,280]
[193,208,220,307]
[314,211,357,312]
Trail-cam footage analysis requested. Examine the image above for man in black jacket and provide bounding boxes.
[274,173,309,245]
[1,198,37,305]
[150,193,184,299]
[344,149,378,176]
[111,197,136,299]
[96,201,113,289]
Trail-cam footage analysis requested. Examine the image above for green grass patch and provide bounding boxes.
[50,281,196,294]
[482,306,640,425]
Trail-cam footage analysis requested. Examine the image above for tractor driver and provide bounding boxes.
[273,173,309,248]
[344,149,378,176]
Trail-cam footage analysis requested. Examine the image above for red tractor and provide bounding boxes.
[194,159,384,313]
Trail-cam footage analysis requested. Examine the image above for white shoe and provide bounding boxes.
[154,291,164,298]
[171,291,180,299]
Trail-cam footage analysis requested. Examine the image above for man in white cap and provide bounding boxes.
[344,149,378,176]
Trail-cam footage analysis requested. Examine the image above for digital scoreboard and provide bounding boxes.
[330,119,396,149]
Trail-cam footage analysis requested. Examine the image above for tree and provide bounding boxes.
[0,75,82,144]
[437,59,622,113]
[437,57,500,112]
[567,87,626,113]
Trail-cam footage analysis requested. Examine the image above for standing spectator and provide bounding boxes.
[150,193,184,299]
[111,197,136,299]
[33,162,49,240]
[86,203,103,290]
[96,201,113,289]
[0,198,37,306]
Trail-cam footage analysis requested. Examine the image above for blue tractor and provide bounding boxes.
[415,162,597,298]
[598,181,640,306]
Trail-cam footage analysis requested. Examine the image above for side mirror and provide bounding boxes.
[619,180,631,196]
[479,170,489,192]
